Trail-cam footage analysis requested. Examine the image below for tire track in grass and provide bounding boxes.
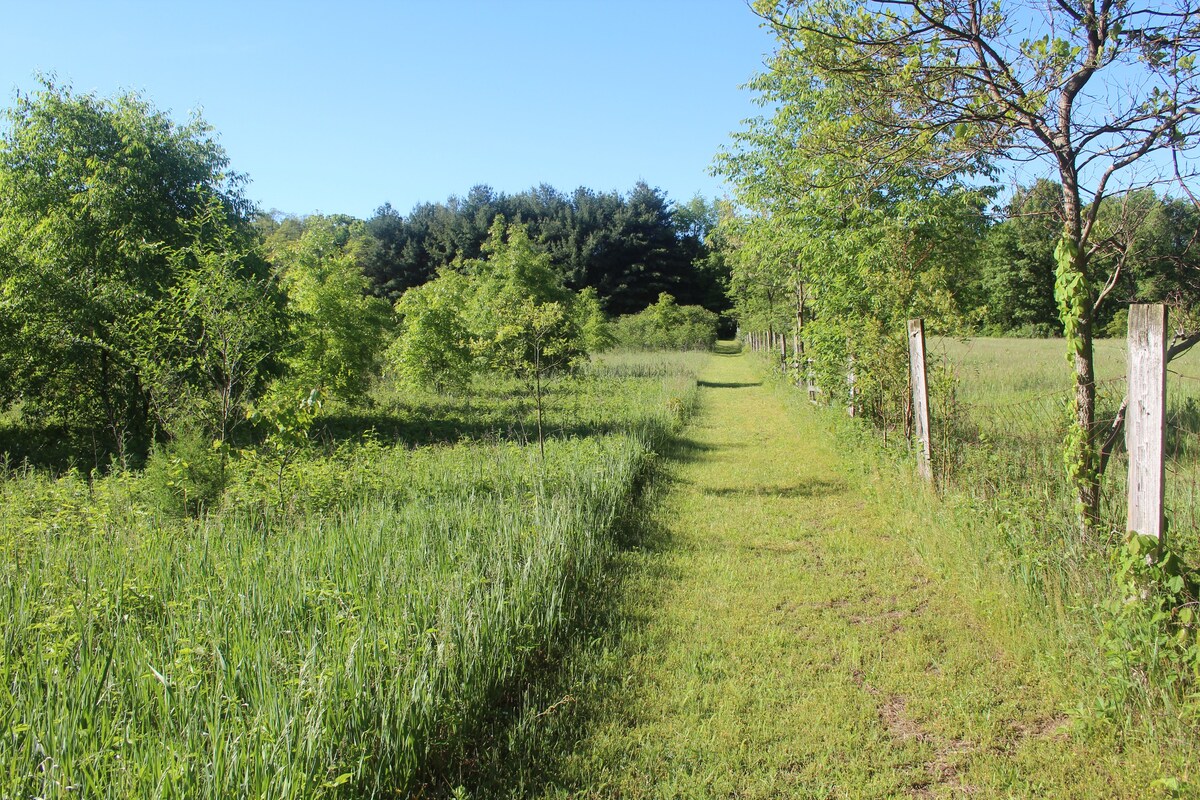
[537,343,1166,799]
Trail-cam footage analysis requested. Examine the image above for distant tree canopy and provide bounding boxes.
[979,181,1200,337]
[349,182,730,317]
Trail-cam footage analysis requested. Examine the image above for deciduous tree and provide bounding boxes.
[748,0,1200,531]
[0,79,256,462]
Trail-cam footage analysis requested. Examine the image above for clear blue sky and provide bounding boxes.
[1,1,774,219]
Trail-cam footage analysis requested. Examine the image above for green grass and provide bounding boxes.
[510,343,1192,798]
[0,352,704,798]
[925,336,1200,587]
[910,337,1200,746]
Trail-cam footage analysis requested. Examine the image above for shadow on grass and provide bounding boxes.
[316,408,625,449]
[2,383,619,474]
[701,479,849,499]
[697,380,762,389]
[668,435,748,464]
[713,341,744,356]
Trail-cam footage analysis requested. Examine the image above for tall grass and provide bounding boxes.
[0,351,704,797]
[921,337,1200,723]
[929,337,1200,573]
[759,333,1200,729]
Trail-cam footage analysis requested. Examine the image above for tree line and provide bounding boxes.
[718,0,1200,534]
[345,183,730,316]
[0,80,726,468]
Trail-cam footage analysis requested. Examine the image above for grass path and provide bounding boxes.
[534,343,1172,798]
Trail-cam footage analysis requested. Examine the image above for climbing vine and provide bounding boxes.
[1053,232,1097,508]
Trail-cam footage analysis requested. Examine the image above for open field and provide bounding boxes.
[906,337,1200,731]
[929,336,1200,554]
[0,352,704,798]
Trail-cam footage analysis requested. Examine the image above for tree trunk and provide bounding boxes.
[1060,175,1101,536]
[1073,320,1100,529]
[534,346,545,460]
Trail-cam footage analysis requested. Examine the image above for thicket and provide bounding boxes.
[610,292,719,351]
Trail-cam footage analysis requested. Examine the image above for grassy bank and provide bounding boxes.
[915,338,1200,725]
[0,352,704,798]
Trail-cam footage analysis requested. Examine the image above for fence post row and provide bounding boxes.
[1126,303,1168,542]
[907,318,933,484]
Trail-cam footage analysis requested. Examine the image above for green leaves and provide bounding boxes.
[270,216,394,404]
[612,293,719,351]
[0,80,258,461]
[386,220,604,396]
[1052,231,1087,360]
[1095,530,1200,721]
[388,269,474,393]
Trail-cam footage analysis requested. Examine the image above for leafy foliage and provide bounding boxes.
[268,216,393,404]
[715,56,990,426]
[386,268,474,393]
[387,220,606,393]
[612,293,719,350]
[358,182,729,315]
[730,0,1200,529]
[1096,533,1200,723]
[0,78,261,461]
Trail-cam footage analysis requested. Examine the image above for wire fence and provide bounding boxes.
[926,335,1200,557]
[743,326,1200,585]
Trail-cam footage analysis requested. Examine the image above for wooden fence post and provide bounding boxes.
[907,318,932,483]
[792,331,801,383]
[847,354,857,417]
[1126,303,1168,541]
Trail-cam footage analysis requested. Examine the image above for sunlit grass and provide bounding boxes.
[518,344,1186,798]
[0,352,703,798]
[928,336,1200,567]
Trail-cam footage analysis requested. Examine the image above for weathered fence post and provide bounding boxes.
[847,354,857,417]
[1126,303,1167,541]
[792,331,801,383]
[907,318,932,483]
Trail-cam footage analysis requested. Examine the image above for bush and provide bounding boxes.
[141,427,227,517]
[612,293,719,350]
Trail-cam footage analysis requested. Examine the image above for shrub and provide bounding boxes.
[141,427,227,517]
[612,293,718,350]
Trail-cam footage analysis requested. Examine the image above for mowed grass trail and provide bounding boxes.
[537,343,1173,799]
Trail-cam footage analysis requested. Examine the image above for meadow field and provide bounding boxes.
[913,337,1200,726]
[0,352,704,798]
[929,336,1200,553]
